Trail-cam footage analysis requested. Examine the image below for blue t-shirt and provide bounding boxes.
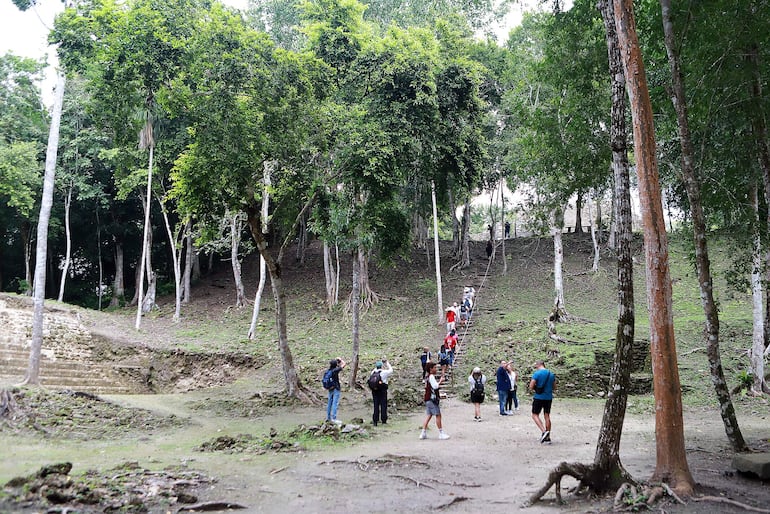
[532,368,555,400]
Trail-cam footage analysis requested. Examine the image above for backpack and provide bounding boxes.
[322,369,335,390]
[470,376,485,402]
[367,370,382,391]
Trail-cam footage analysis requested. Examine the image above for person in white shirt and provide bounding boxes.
[420,362,449,440]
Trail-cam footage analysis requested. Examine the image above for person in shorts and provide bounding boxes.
[529,360,556,444]
[420,362,449,440]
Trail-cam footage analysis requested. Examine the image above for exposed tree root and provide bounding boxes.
[390,474,436,489]
[177,501,247,512]
[0,388,17,418]
[691,495,770,513]
[527,461,591,506]
[434,496,469,510]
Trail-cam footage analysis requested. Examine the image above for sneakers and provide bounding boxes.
[499,412,508,416]
[504,410,513,415]
[474,416,482,422]
[332,419,343,426]
[419,429,427,440]
[438,432,450,440]
[540,430,550,443]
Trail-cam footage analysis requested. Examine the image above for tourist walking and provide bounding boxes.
[420,346,432,380]
[420,362,449,440]
[529,360,556,443]
[496,361,512,415]
[369,359,394,426]
[468,367,486,421]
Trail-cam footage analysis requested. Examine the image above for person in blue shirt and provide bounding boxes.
[529,360,556,444]
[496,361,512,415]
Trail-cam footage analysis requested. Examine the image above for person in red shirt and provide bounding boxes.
[445,306,456,332]
[443,329,458,366]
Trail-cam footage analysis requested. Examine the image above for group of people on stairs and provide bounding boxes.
[321,281,557,446]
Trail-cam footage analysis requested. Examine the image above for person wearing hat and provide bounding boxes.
[468,367,487,421]
[369,359,394,426]
[325,357,346,424]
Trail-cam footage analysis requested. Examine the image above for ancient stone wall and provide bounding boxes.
[0,295,94,362]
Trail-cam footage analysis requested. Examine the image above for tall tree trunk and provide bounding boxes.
[96,208,103,310]
[24,71,65,385]
[57,180,73,302]
[453,200,471,270]
[746,44,770,363]
[449,188,460,258]
[587,193,600,272]
[593,2,635,486]
[574,192,584,233]
[349,248,361,387]
[110,237,125,308]
[245,198,313,399]
[750,185,767,395]
[323,241,337,312]
[159,196,183,322]
[249,169,271,338]
[661,0,748,449]
[551,207,566,316]
[595,194,603,244]
[500,181,507,275]
[21,220,33,295]
[613,0,694,494]
[182,219,192,304]
[295,213,307,265]
[229,212,246,308]
[135,136,154,330]
[432,181,444,324]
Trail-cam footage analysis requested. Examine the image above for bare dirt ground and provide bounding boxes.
[3,383,769,513]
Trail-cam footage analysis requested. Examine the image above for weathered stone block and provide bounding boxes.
[733,453,770,479]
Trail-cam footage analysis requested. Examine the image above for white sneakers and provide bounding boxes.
[419,429,450,440]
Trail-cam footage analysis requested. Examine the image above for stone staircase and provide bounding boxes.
[0,295,145,395]
[0,336,140,394]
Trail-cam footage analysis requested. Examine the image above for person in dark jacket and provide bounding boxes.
[369,359,394,426]
[496,361,512,415]
[325,357,346,423]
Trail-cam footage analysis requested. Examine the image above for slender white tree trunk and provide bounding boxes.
[334,243,340,305]
[182,220,192,304]
[111,240,125,307]
[230,212,246,308]
[57,181,73,301]
[135,144,154,330]
[323,240,337,311]
[500,181,507,275]
[25,72,65,385]
[552,207,565,313]
[159,197,183,322]
[431,181,444,324]
[248,168,271,339]
[96,209,103,310]
[588,192,600,272]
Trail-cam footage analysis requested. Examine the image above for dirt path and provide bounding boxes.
[93,393,770,514]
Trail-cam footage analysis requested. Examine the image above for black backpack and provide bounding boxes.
[367,370,382,391]
[473,377,484,394]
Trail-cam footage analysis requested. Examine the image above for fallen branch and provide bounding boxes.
[691,496,770,513]
[434,496,469,510]
[177,501,247,512]
[390,474,436,489]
